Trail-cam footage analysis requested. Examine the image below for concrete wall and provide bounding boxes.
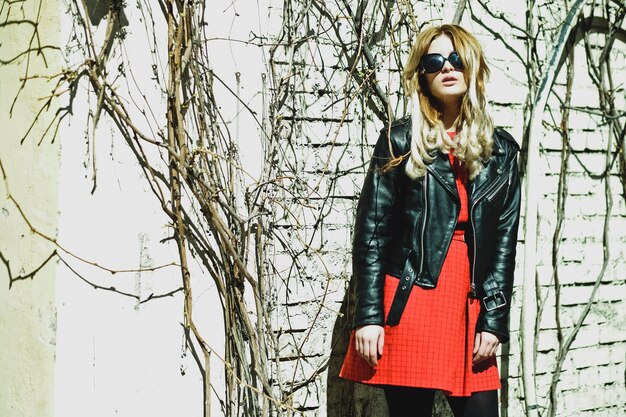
[0,1,62,416]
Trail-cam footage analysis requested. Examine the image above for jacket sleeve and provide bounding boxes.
[476,138,522,343]
[352,128,402,328]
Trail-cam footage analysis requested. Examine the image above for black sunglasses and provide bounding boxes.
[419,51,464,74]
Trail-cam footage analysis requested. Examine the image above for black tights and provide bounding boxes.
[384,386,499,417]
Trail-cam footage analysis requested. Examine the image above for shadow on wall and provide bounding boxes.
[326,285,389,417]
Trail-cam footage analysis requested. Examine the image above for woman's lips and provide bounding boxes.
[441,77,457,85]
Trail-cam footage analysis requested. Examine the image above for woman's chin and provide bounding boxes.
[433,90,466,103]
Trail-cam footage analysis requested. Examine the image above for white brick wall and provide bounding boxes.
[265,1,626,416]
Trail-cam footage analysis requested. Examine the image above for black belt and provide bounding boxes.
[385,252,423,326]
[385,274,507,326]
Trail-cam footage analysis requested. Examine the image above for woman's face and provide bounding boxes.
[424,34,467,105]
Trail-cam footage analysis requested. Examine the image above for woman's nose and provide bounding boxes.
[441,60,455,73]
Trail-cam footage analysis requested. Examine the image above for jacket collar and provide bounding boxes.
[425,137,506,204]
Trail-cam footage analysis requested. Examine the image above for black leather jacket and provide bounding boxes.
[352,116,521,343]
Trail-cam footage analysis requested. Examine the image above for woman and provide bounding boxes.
[339,24,521,417]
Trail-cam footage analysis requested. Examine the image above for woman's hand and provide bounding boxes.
[473,331,500,364]
[355,325,385,368]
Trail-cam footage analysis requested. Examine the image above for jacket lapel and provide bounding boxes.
[469,142,505,203]
[469,160,497,199]
[426,152,459,203]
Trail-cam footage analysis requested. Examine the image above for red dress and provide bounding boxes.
[340,144,501,397]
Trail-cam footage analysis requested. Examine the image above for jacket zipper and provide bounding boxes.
[469,204,478,298]
[469,171,512,298]
[419,172,428,275]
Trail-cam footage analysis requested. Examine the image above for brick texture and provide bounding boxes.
[263,2,626,416]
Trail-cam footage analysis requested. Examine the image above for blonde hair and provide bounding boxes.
[402,24,493,180]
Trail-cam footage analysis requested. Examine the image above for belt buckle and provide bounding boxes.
[482,291,506,311]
